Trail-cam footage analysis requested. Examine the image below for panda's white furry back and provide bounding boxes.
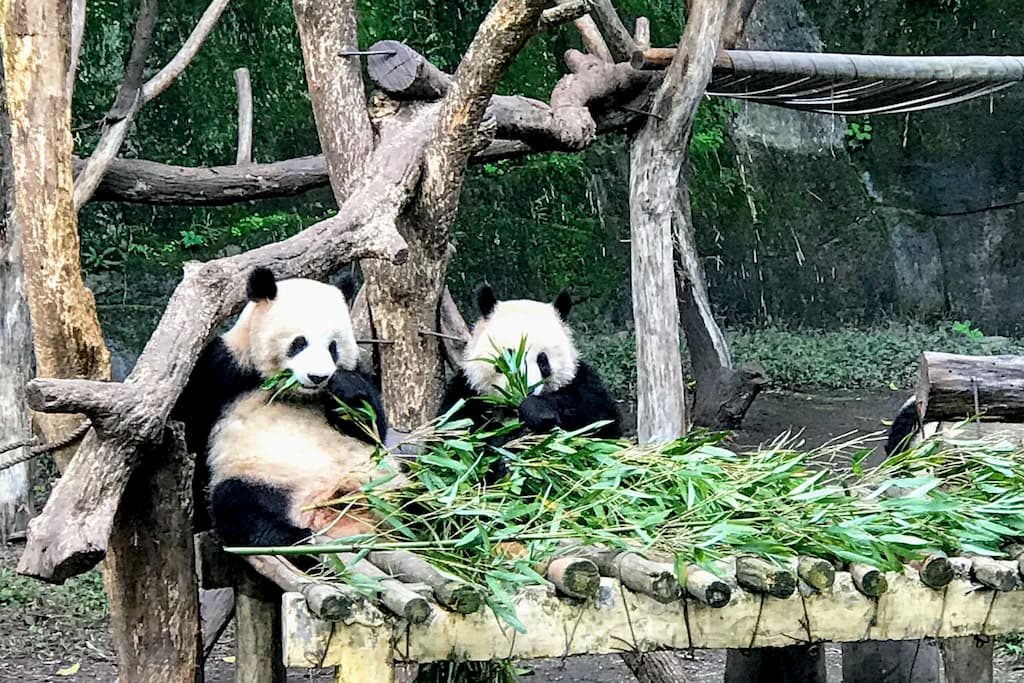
[175,268,403,549]
[440,284,621,440]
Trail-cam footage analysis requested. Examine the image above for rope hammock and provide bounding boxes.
[636,49,1024,115]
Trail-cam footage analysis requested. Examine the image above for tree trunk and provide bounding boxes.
[628,0,728,443]
[917,351,1024,422]
[0,39,34,540]
[2,0,111,472]
[104,425,201,683]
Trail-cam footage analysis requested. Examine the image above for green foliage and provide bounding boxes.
[0,566,107,619]
[951,319,984,341]
[230,424,1024,632]
[845,117,874,152]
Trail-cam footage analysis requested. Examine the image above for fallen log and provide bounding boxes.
[916,352,1024,423]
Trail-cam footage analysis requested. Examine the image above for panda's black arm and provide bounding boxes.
[519,361,622,438]
[209,479,311,549]
[323,369,388,445]
[439,369,498,431]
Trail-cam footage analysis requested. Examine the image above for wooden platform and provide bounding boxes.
[280,568,1024,673]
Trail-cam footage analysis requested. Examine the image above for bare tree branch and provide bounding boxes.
[66,0,87,102]
[73,0,157,210]
[418,0,550,231]
[140,0,231,103]
[588,0,638,62]
[538,0,591,30]
[556,0,612,62]
[233,67,252,165]
[721,0,757,49]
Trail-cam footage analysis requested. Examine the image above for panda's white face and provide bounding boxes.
[226,276,359,393]
[463,299,579,397]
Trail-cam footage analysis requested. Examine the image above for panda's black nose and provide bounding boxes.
[308,374,330,386]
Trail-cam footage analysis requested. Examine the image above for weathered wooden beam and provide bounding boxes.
[685,565,731,607]
[910,553,954,589]
[334,553,432,624]
[559,546,680,603]
[282,570,1024,665]
[796,557,835,592]
[245,555,374,623]
[735,556,796,598]
[917,352,1024,423]
[971,556,1020,591]
[546,556,601,599]
[367,550,482,614]
[236,562,286,683]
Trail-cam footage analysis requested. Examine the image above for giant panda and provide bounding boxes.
[440,284,622,440]
[175,267,403,549]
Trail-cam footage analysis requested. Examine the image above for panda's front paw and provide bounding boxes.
[327,371,373,408]
[518,396,559,433]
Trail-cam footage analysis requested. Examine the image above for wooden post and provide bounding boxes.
[725,646,826,683]
[0,41,34,540]
[941,636,993,683]
[103,425,202,683]
[843,640,939,683]
[235,563,286,683]
[917,352,1024,422]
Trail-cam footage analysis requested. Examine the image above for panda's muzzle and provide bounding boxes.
[307,373,330,387]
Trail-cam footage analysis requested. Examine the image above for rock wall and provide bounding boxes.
[699,0,1024,333]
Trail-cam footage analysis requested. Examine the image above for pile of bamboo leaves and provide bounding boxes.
[242,350,1024,631]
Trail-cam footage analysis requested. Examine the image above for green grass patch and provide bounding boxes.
[0,564,108,621]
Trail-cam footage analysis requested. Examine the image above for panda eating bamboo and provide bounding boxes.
[175,267,403,549]
[440,283,622,440]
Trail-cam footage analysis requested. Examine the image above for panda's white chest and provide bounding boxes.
[207,392,384,496]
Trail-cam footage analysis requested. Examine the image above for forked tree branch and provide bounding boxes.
[556,0,612,62]
[588,0,638,62]
[417,0,550,233]
[73,0,157,210]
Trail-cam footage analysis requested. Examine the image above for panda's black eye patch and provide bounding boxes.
[328,341,338,363]
[286,336,308,358]
[537,352,552,379]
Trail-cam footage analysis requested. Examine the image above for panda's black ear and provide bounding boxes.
[335,273,357,306]
[553,288,573,320]
[247,267,277,302]
[477,283,497,318]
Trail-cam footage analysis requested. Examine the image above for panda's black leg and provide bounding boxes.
[209,478,310,549]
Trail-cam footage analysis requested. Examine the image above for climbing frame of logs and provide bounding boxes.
[271,549,1024,680]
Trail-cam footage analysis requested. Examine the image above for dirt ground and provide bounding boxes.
[3,390,1023,682]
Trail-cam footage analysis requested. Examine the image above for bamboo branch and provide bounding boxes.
[234,68,253,165]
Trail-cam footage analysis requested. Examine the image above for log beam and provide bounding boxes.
[917,352,1024,423]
